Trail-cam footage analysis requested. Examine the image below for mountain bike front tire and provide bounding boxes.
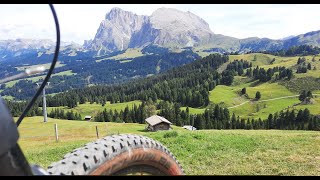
[47,134,184,175]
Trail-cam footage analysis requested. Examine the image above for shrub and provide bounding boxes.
[163,131,178,138]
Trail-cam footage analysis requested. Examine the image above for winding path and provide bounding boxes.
[227,94,319,109]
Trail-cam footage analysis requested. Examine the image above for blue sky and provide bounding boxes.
[0,4,320,44]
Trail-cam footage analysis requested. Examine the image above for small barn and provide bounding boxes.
[145,115,172,131]
[84,116,92,121]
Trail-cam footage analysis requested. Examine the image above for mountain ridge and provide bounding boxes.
[86,7,216,55]
[86,7,320,54]
[1,7,320,58]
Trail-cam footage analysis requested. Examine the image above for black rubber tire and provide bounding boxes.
[47,134,184,175]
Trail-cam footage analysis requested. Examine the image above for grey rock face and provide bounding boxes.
[0,39,55,59]
[3,7,320,58]
[148,8,214,48]
[283,30,320,49]
[88,7,320,54]
[88,7,148,55]
[89,7,215,53]
[0,39,55,52]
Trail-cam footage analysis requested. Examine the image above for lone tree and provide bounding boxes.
[299,90,307,101]
[255,91,261,100]
[287,70,293,80]
[145,98,157,117]
[307,90,313,98]
[241,87,247,95]
[307,63,312,70]
[299,90,313,103]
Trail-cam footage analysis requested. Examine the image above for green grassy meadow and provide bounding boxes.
[245,82,295,100]
[180,106,205,114]
[15,62,65,71]
[229,53,277,67]
[5,70,76,88]
[177,52,320,119]
[47,100,142,118]
[209,85,247,107]
[229,98,301,119]
[17,117,145,168]
[96,48,144,62]
[17,117,320,175]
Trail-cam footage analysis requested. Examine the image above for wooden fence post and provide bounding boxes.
[54,123,59,142]
[96,126,99,139]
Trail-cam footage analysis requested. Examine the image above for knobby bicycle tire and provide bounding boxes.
[47,134,184,175]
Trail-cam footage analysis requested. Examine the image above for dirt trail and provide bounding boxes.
[228,94,319,109]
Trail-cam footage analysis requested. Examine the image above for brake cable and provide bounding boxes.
[16,4,60,127]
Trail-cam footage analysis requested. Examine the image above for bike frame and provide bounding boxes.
[0,97,36,175]
[0,4,59,176]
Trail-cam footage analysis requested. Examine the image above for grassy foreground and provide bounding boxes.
[17,117,320,175]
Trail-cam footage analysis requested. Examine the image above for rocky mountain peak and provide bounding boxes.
[87,7,148,54]
[86,7,320,55]
[88,7,215,54]
[146,7,214,48]
[150,7,211,32]
[0,39,55,51]
[106,7,138,21]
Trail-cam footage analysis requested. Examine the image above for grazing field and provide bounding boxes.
[209,85,247,107]
[150,129,320,175]
[229,98,301,119]
[245,82,295,100]
[210,82,294,103]
[17,117,320,175]
[47,100,142,118]
[15,62,65,71]
[4,70,76,88]
[181,95,308,120]
[291,96,320,115]
[229,53,277,66]
[180,106,205,114]
[183,79,318,119]
[205,52,320,119]
[279,77,320,93]
[17,117,146,168]
[1,95,14,100]
[97,48,144,61]
[295,71,320,78]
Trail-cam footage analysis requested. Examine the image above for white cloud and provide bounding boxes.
[0,4,320,44]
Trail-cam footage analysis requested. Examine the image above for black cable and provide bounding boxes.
[16,4,60,127]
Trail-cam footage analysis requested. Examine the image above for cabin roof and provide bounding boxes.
[145,115,172,126]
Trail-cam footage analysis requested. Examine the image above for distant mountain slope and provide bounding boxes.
[85,7,320,54]
[2,7,320,59]
[84,7,148,55]
[0,39,54,61]
[283,30,320,49]
[0,39,84,62]
[86,7,215,55]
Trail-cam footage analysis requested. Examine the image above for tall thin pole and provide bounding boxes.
[42,86,47,123]
[54,123,59,142]
[96,126,99,139]
[192,115,195,131]
[37,82,49,123]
